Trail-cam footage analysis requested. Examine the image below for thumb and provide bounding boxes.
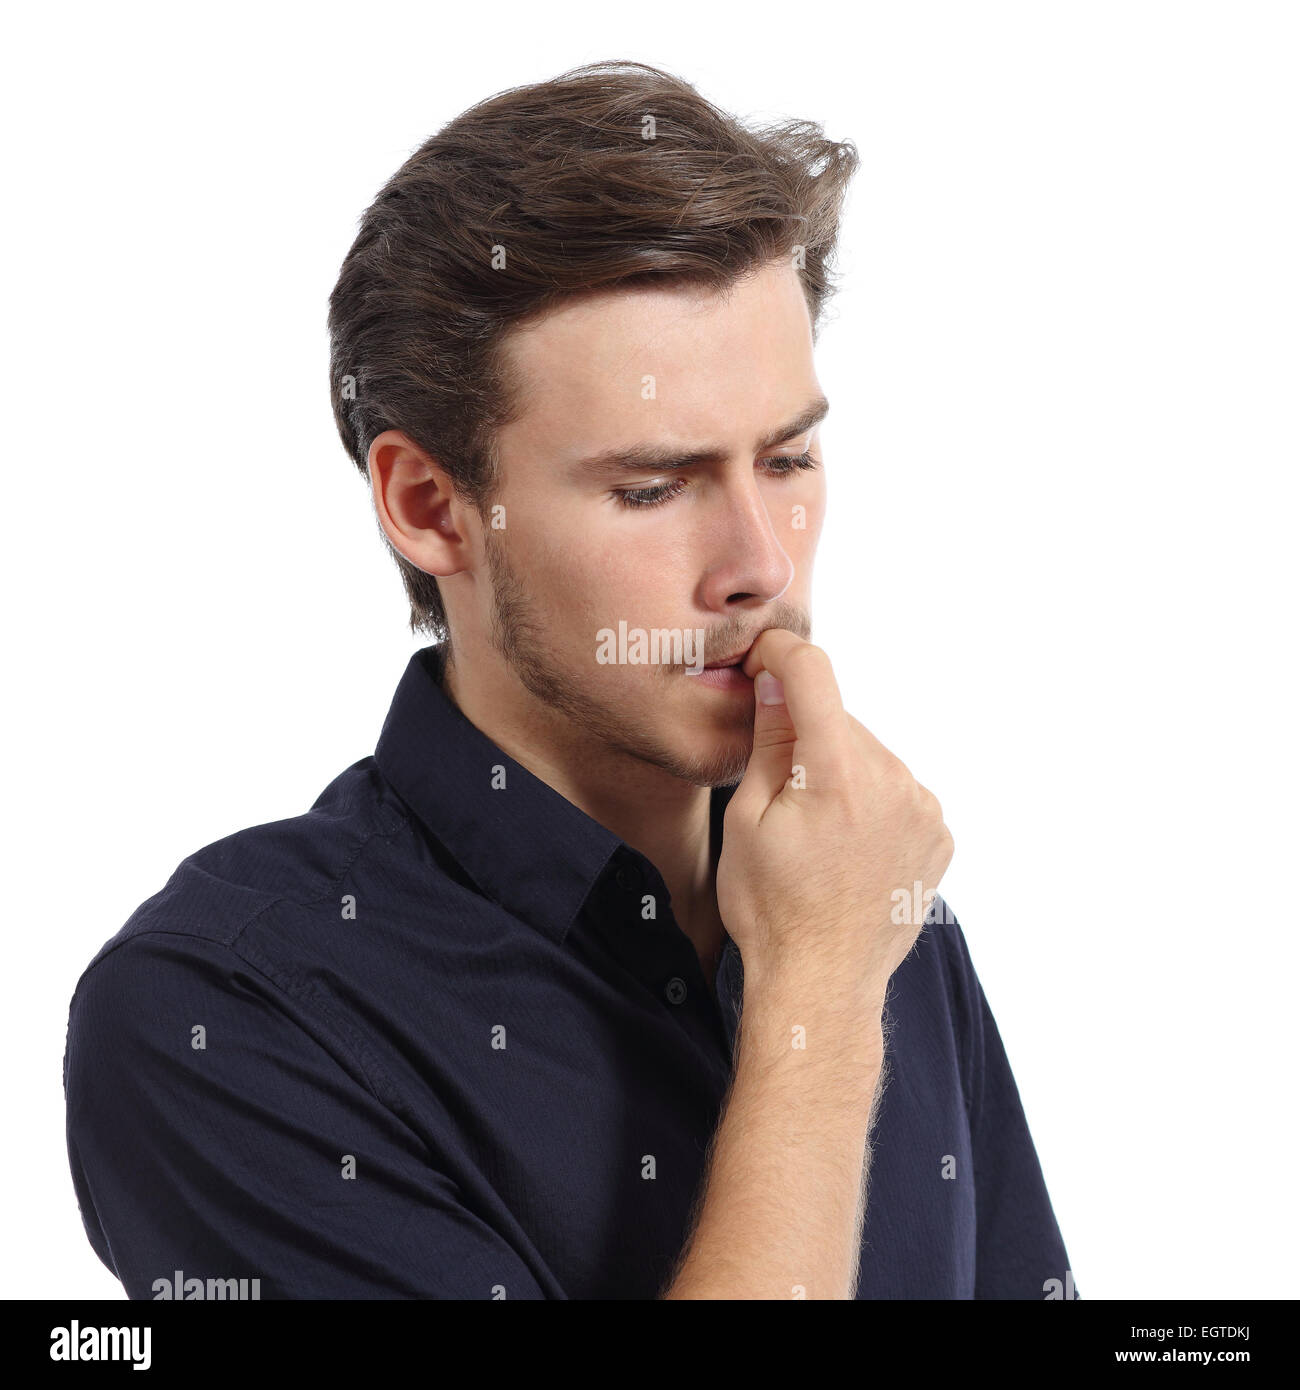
[733,670,798,811]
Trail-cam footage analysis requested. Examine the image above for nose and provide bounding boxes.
[695,471,797,612]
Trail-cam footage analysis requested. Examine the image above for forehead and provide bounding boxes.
[495,260,818,467]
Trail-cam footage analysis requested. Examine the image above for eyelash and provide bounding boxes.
[615,452,820,510]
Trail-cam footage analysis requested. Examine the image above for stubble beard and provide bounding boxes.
[482,528,756,789]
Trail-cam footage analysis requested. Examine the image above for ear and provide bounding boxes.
[367,429,466,575]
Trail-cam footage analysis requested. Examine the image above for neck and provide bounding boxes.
[439,648,727,977]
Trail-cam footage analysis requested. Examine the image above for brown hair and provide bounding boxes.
[327,59,859,640]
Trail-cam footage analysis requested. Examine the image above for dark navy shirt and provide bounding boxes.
[64,643,1073,1299]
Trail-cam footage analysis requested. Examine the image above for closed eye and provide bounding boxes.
[614,452,820,510]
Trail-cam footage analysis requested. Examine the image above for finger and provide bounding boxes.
[732,632,852,809]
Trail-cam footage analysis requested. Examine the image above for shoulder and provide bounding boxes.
[64,756,425,1087]
[61,761,419,1120]
[72,756,413,982]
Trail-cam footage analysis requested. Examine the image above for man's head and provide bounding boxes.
[328,61,858,787]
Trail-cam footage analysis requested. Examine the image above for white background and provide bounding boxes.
[4,1,1296,1300]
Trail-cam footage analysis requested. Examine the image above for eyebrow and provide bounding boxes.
[568,395,831,479]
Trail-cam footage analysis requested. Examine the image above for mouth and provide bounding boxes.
[692,644,757,691]
[702,645,756,670]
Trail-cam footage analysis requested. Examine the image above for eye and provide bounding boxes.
[761,450,820,477]
[616,477,691,510]
[613,452,821,510]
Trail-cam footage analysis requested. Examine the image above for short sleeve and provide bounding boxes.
[934,906,1076,1300]
[63,931,554,1299]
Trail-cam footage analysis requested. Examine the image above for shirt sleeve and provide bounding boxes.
[63,930,554,1300]
[936,907,1077,1300]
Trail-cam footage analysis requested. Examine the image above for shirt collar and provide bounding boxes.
[374,644,737,945]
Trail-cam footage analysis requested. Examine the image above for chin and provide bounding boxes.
[666,731,753,789]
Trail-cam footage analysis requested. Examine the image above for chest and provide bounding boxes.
[351,926,977,1298]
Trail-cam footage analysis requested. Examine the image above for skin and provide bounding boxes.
[368,258,824,984]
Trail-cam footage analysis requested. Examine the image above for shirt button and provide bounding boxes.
[664,976,688,1005]
[615,863,640,892]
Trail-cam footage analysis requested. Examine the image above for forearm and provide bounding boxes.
[660,973,886,1300]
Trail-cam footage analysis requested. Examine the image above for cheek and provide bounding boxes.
[514,526,651,631]
[775,483,825,553]
[798,480,828,540]
[512,523,594,590]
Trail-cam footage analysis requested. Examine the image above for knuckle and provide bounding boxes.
[881,754,913,796]
[785,641,830,678]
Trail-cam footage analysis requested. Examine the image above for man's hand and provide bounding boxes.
[716,629,955,1016]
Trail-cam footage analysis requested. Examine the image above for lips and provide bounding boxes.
[703,646,754,669]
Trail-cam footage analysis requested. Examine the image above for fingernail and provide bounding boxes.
[755,671,786,705]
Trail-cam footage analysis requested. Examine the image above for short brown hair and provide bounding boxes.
[327,59,859,640]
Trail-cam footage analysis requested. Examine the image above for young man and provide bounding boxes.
[64,60,1073,1300]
